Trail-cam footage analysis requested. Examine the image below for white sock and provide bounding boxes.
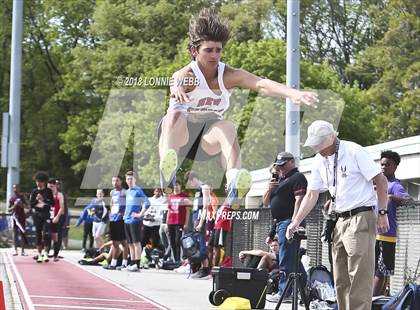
[226,169,239,185]
[110,259,118,267]
[122,259,128,266]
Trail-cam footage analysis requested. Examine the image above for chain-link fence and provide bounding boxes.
[229,202,420,295]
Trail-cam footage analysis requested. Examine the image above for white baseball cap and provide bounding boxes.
[304,120,338,147]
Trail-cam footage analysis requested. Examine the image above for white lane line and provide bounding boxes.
[5,251,35,310]
[30,295,147,303]
[2,251,24,310]
[65,259,168,310]
[32,304,141,310]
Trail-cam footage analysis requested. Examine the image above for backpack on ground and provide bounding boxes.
[84,248,99,259]
[266,269,282,295]
[307,265,335,302]
[382,283,420,310]
[181,231,207,264]
[159,259,181,270]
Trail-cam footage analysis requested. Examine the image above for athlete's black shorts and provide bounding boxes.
[49,221,59,234]
[208,229,228,247]
[157,115,221,161]
[375,240,396,276]
[109,220,125,241]
[124,221,142,244]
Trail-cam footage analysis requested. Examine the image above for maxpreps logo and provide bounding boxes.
[223,210,260,220]
[205,210,260,221]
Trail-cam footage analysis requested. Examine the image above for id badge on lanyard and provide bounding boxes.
[327,139,340,221]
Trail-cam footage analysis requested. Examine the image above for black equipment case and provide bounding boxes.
[209,267,268,309]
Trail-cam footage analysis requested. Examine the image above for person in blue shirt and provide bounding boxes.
[75,203,95,251]
[123,171,150,272]
[103,176,129,270]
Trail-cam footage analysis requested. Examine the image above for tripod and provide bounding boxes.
[275,232,310,310]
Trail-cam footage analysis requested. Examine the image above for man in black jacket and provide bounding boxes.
[30,171,54,263]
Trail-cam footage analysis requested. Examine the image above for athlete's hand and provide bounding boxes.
[286,222,299,240]
[170,85,190,104]
[52,216,59,224]
[377,214,390,234]
[35,202,45,209]
[36,193,44,201]
[290,90,319,107]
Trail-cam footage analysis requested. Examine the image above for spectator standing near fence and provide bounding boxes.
[286,120,389,310]
[123,171,150,272]
[104,176,128,270]
[56,180,70,250]
[75,202,95,251]
[184,171,207,232]
[30,171,54,263]
[167,180,191,263]
[208,197,231,267]
[9,184,29,256]
[142,188,165,251]
[158,192,171,261]
[373,150,413,296]
[46,179,65,261]
[263,152,308,302]
[91,189,108,248]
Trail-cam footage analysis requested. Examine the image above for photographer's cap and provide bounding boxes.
[274,152,294,166]
[304,120,337,147]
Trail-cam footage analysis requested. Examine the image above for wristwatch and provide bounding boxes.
[378,209,388,215]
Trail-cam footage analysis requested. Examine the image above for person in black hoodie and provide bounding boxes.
[30,171,54,263]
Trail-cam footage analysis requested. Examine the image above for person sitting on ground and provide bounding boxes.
[239,238,279,271]
[79,241,121,266]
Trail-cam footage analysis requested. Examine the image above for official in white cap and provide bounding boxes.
[286,120,389,310]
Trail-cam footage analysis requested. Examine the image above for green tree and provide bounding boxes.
[273,0,386,81]
[0,0,96,195]
[347,0,420,141]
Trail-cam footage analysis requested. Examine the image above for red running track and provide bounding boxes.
[6,252,166,310]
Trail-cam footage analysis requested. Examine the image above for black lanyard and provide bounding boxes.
[328,139,340,203]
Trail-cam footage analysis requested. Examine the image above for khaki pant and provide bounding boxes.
[332,209,376,310]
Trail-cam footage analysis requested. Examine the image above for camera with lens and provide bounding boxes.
[293,227,307,240]
[271,173,279,182]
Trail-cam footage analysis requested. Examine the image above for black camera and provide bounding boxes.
[271,173,279,182]
[293,227,307,240]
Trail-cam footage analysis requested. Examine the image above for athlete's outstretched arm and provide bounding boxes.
[226,67,318,106]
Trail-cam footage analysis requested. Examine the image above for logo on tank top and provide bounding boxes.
[197,97,221,107]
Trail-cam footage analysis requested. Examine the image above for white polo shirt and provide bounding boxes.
[308,140,381,212]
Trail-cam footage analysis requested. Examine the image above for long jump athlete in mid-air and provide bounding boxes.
[159,8,318,206]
